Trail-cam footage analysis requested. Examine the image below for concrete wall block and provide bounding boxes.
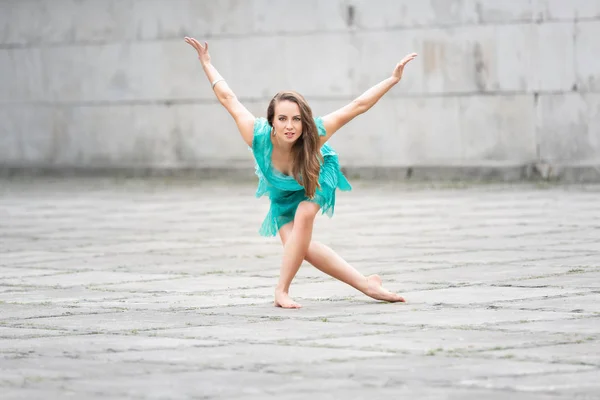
[0,106,62,164]
[411,23,575,94]
[530,22,576,92]
[252,0,347,33]
[396,96,462,164]
[348,0,558,28]
[350,0,477,29]
[67,0,135,43]
[533,0,600,21]
[0,0,259,46]
[352,27,496,95]
[370,24,553,94]
[39,40,215,102]
[473,0,534,23]
[0,0,137,45]
[50,102,258,167]
[350,31,420,95]
[459,95,537,161]
[222,36,294,99]
[485,23,575,93]
[0,0,58,45]
[0,48,46,103]
[0,1,13,44]
[52,105,176,166]
[135,0,255,40]
[492,24,535,92]
[536,93,600,162]
[575,21,600,92]
[418,26,498,93]
[228,33,354,99]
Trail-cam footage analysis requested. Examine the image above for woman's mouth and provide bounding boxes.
[284,131,295,138]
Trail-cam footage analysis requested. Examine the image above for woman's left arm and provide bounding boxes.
[320,52,417,144]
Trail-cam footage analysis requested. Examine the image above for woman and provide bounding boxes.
[185,37,417,309]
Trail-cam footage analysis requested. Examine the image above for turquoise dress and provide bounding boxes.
[251,117,352,237]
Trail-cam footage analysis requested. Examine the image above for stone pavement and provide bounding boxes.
[1,177,599,399]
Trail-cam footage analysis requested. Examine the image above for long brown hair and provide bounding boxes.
[267,91,322,199]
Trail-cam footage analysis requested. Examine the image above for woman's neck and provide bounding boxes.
[272,134,294,153]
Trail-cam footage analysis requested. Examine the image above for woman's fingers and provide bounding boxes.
[400,53,418,66]
[184,37,207,54]
[184,37,198,50]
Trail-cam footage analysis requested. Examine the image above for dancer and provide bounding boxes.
[185,37,417,308]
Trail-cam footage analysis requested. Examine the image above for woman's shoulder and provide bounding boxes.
[314,116,326,137]
[253,118,271,137]
[252,118,271,153]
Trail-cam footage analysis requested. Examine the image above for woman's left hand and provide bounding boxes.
[392,53,418,81]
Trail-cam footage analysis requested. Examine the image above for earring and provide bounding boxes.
[271,128,276,136]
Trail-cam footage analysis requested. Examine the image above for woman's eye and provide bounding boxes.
[294,117,300,121]
[279,117,285,121]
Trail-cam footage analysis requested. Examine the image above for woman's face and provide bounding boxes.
[273,100,303,144]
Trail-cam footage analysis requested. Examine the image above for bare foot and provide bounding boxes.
[274,289,302,309]
[364,274,405,303]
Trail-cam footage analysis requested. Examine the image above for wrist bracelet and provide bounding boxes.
[211,78,225,89]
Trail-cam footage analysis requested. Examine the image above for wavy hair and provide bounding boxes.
[267,91,322,198]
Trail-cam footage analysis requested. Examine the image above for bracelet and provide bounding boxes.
[211,78,225,89]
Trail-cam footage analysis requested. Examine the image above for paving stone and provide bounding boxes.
[305,327,578,355]
[74,293,271,311]
[328,306,580,328]
[0,334,218,357]
[506,270,600,289]
[1,388,118,400]
[231,387,570,400]
[0,271,180,288]
[0,267,67,278]
[391,264,593,285]
[500,293,600,313]
[0,303,109,320]
[101,275,273,294]
[268,354,593,387]
[495,316,600,335]
[50,370,365,400]
[482,340,600,366]
[0,327,71,339]
[0,287,149,305]
[399,285,584,306]
[91,343,394,369]
[145,318,399,343]
[5,310,261,334]
[458,369,600,396]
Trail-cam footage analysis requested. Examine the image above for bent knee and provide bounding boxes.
[294,202,320,226]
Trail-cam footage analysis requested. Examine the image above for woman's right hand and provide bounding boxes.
[184,37,211,66]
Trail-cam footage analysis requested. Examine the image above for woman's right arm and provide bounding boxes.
[185,37,254,147]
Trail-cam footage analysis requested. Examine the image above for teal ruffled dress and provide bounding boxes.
[251,117,352,237]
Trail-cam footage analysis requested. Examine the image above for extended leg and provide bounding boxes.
[279,222,405,303]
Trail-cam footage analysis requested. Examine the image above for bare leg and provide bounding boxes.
[279,222,405,303]
[274,202,320,308]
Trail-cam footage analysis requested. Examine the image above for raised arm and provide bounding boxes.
[320,52,417,144]
[184,37,255,147]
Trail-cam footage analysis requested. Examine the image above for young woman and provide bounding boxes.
[185,37,417,309]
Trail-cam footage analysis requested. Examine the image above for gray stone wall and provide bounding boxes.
[1,0,599,179]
